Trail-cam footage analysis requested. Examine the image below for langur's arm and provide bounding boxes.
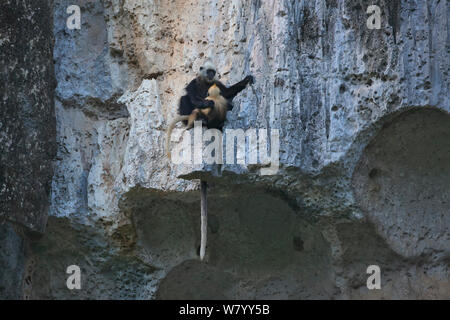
[186,81,214,109]
[220,76,254,100]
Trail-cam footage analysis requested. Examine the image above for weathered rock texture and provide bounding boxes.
[1,0,449,299]
[0,0,56,234]
[0,0,56,299]
[353,108,450,258]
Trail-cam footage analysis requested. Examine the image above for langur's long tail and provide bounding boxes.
[166,115,189,159]
[200,180,208,261]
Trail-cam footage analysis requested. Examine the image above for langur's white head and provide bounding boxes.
[198,59,217,84]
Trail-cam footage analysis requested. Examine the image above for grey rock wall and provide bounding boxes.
[0,0,56,234]
[0,224,27,299]
[0,0,56,300]
[1,0,449,299]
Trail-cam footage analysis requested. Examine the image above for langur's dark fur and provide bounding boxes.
[178,60,254,130]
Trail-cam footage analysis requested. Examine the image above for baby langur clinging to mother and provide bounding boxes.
[166,59,254,158]
[165,59,254,261]
[187,83,228,129]
[165,83,228,159]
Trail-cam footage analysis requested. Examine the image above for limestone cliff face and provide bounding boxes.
[0,0,56,299]
[1,0,449,299]
[0,0,56,233]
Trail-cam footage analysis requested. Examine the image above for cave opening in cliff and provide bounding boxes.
[352,108,450,258]
[121,186,335,299]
